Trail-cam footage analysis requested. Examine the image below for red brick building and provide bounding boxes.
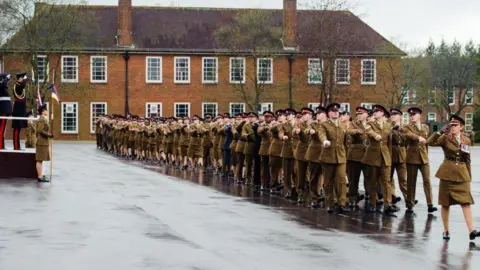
[1,0,409,140]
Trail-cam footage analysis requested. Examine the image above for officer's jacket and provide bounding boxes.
[318,119,347,164]
[304,121,322,163]
[294,121,310,161]
[268,123,283,157]
[361,121,392,167]
[403,123,430,164]
[346,120,368,162]
[36,117,51,146]
[257,123,272,156]
[390,123,407,164]
[279,121,295,158]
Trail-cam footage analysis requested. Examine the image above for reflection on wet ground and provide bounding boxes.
[0,142,478,270]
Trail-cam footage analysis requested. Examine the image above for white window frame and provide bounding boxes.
[402,88,409,105]
[448,88,455,106]
[61,55,79,83]
[402,112,410,124]
[340,103,350,114]
[61,102,79,134]
[465,88,474,105]
[427,112,436,122]
[465,113,474,132]
[174,57,190,84]
[412,89,417,104]
[229,102,246,116]
[202,57,218,84]
[230,57,246,84]
[257,58,273,84]
[428,89,436,104]
[145,102,163,118]
[335,59,350,84]
[360,103,374,110]
[307,58,323,84]
[174,102,191,118]
[308,103,321,110]
[259,102,273,114]
[146,56,163,83]
[202,102,218,118]
[90,102,107,134]
[90,56,107,83]
[33,55,49,83]
[360,59,376,85]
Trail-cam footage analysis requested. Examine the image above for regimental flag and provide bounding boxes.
[36,84,43,107]
[51,83,60,103]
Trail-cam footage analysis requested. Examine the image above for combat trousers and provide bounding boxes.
[322,163,347,208]
[253,154,261,186]
[406,163,432,208]
[244,154,253,184]
[260,155,270,186]
[308,162,322,202]
[282,157,294,192]
[269,155,282,186]
[347,161,365,202]
[295,160,308,198]
[391,163,408,201]
[235,152,245,181]
[367,164,392,207]
[362,163,372,197]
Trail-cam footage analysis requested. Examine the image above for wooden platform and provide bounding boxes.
[0,149,37,179]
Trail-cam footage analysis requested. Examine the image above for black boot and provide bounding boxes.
[469,230,480,240]
[428,205,438,213]
[443,231,450,240]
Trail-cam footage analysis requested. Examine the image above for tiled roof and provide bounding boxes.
[3,5,405,56]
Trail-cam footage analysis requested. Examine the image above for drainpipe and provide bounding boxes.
[124,51,130,116]
[288,54,294,108]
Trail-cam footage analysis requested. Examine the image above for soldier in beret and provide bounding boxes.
[279,108,297,199]
[35,104,52,182]
[268,109,285,194]
[389,108,408,204]
[242,112,258,185]
[257,111,274,191]
[294,107,314,204]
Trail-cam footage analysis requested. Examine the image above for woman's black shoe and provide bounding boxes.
[469,230,480,240]
[443,231,450,240]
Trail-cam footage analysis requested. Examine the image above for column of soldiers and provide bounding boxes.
[95,103,440,216]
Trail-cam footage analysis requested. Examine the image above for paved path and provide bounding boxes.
[0,142,479,270]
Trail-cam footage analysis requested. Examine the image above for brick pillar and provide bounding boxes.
[283,0,297,47]
[118,0,133,46]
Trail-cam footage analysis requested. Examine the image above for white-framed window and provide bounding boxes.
[412,89,417,104]
[465,88,474,105]
[90,56,107,83]
[360,103,374,110]
[145,102,162,118]
[257,58,273,84]
[402,88,409,105]
[308,58,322,84]
[361,59,376,85]
[340,103,350,114]
[308,103,321,110]
[259,102,273,114]
[202,57,218,83]
[428,89,436,104]
[427,112,436,122]
[61,102,78,134]
[230,57,245,84]
[402,112,410,124]
[465,113,474,132]
[448,88,455,106]
[33,55,49,82]
[230,103,245,116]
[174,57,190,83]
[61,55,78,83]
[146,57,162,83]
[174,102,190,117]
[335,59,350,84]
[90,102,107,134]
[202,102,218,118]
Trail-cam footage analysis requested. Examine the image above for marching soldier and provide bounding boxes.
[390,108,408,204]
[403,107,437,214]
[242,112,257,185]
[318,103,349,213]
[268,110,285,194]
[279,108,297,199]
[294,107,314,204]
[257,111,274,191]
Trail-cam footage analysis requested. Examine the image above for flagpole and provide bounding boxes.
[50,70,55,182]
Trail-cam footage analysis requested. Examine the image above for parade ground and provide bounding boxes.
[0,142,479,270]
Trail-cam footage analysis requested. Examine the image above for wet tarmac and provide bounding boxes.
[0,141,479,270]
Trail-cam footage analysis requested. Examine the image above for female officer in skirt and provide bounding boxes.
[426,115,479,241]
[35,104,53,182]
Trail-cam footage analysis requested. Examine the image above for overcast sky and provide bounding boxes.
[88,0,480,52]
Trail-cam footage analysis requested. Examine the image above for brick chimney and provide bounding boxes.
[117,0,133,47]
[283,0,297,47]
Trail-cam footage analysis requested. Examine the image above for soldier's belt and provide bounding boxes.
[444,156,466,163]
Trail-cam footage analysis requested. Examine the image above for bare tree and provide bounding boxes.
[214,9,283,112]
[0,0,94,110]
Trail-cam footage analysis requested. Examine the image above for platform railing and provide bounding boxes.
[0,115,41,153]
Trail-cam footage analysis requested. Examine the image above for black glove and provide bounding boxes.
[439,124,450,134]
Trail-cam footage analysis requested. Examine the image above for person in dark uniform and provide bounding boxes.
[252,113,262,189]
[0,72,12,150]
[12,72,28,150]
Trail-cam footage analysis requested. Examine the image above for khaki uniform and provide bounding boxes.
[280,121,295,193]
[202,123,213,161]
[346,120,368,202]
[235,123,246,180]
[35,117,52,161]
[268,124,283,187]
[318,119,348,208]
[304,121,323,202]
[390,124,408,201]
[186,123,204,158]
[294,121,310,198]
[362,121,393,207]
[230,124,240,168]
[426,132,473,206]
[179,125,190,157]
[242,123,256,184]
[403,123,433,208]
[257,123,272,187]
